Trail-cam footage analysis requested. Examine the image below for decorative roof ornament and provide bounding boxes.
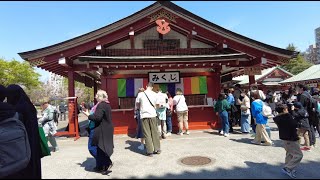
[149,9,177,23]
[156,19,171,35]
[29,57,46,67]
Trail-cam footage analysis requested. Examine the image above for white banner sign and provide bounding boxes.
[149,71,180,84]
[308,83,318,88]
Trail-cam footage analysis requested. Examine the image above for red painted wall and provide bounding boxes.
[112,106,221,135]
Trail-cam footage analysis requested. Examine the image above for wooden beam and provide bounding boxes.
[187,33,192,48]
[129,33,135,49]
[237,58,261,67]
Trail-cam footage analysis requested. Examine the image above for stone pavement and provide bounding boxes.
[42,118,320,179]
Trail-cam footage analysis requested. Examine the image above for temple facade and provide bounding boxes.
[19,1,296,136]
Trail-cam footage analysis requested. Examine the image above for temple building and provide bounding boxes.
[18,1,296,136]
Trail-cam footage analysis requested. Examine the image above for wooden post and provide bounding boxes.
[100,75,108,92]
[67,71,75,136]
[249,75,256,86]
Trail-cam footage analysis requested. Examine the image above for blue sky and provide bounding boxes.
[1,1,320,82]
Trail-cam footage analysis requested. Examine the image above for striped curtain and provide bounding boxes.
[117,76,207,97]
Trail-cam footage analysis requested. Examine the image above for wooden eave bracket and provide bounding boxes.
[58,57,73,68]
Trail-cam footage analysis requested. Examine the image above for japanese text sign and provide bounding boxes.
[149,71,180,84]
[243,67,262,76]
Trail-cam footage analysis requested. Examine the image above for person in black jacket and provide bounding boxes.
[82,90,114,175]
[297,84,317,147]
[274,103,303,179]
[5,84,42,179]
[291,102,311,151]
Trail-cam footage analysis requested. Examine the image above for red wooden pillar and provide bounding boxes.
[100,75,107,92]
[107,77,119,109]
[207,71,220,99]
[249,75,256,86]
[206,71,221,130]
[68,71,75,97]
[67,71,75,136]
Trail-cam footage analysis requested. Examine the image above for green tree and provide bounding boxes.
[0,58,41,89]
[281,44,313,75]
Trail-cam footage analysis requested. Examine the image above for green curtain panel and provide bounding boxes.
[117,79,126,97]
[199,76,208,94]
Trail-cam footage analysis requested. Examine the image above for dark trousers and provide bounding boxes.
[249,108,256,133]
[228,111,234,133]
[235,105,241,126]
[97,147,112,167]
[88,129,100,167]
[309,126,316,146]
[60,112,66,121]
[166,115,172,133]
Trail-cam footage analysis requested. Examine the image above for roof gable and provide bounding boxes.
[19,1,295,61]
[280,65,320,84]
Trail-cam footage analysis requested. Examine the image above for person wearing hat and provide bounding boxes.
[291,102,311,151]
[38,100,59,152]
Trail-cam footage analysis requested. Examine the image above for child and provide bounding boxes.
[274,103,303,179]
[291,102,311,151]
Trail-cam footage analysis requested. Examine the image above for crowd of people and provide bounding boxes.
[1,82,320,178]
[215,83,320,178]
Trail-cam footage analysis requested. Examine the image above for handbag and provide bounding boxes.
[38,127,51,158]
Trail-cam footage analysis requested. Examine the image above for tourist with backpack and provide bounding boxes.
[5,84,42,179]
[298,84,317,148]
[291,102,311,152]
[39,101,59,152]
[250,91,272,146]
[0,86,32,178]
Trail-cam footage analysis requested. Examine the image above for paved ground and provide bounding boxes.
[41,116,320,179]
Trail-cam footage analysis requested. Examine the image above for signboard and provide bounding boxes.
[149,71,180,84]
[308,83,318,88]
[243,67,262,76]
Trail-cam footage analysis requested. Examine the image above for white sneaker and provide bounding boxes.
[184,131,190,135]
[138,144,145,150]
[224,133,229,137]
[166,132,172,136]
[178,132,183,136]
[219,131,224,135]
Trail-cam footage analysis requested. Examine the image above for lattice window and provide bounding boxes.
[143,39,180,50]
[119,98,136,109]
[184,94,206,106]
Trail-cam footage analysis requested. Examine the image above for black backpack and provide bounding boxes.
[0,113,31,178]
[303,94,317,111]
[53,109,59,124]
